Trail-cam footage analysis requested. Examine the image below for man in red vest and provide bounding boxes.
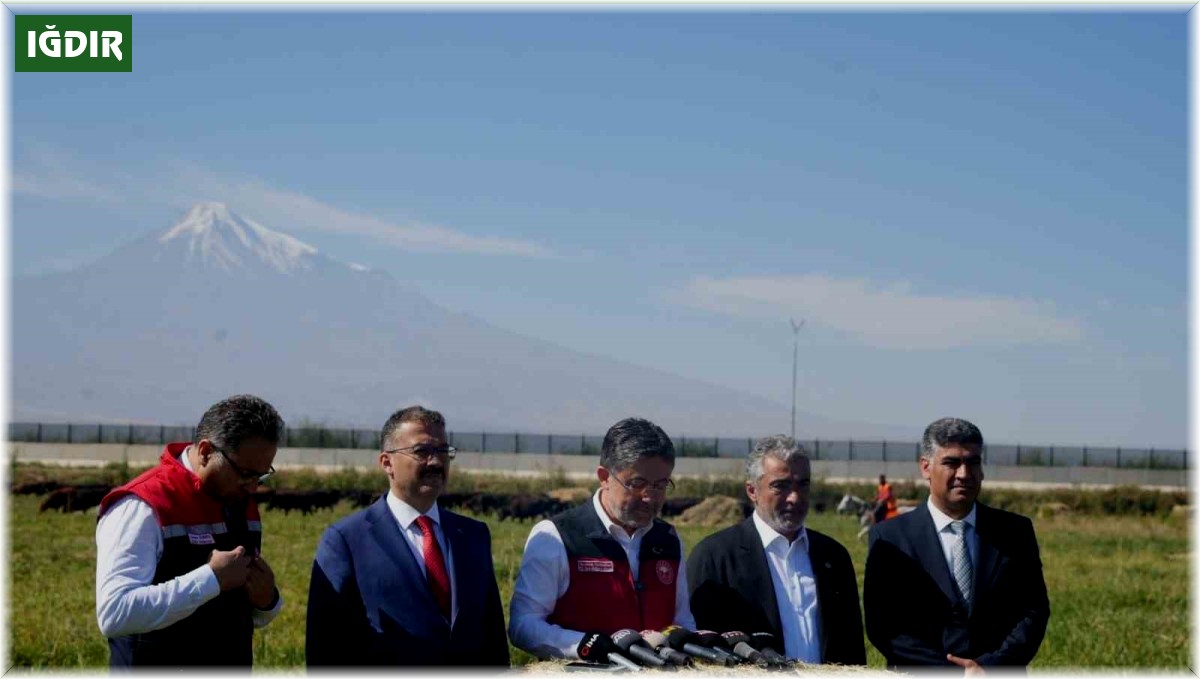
[95,394,284,668]
[508,417,696,660]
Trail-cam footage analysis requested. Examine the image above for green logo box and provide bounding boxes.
[16,15,132,72]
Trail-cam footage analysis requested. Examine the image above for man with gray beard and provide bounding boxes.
[687,435,866,665]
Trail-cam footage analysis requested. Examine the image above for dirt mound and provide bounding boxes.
[676,496,745,527]
[547,487,591,504]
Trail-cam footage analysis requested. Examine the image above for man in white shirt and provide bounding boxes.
[687,434,866,665]
[864,417,1049,673]
[509,417,696,660]
[95,394,284,668]
[305,405,509,667]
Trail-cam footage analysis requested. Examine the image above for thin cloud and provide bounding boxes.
[668,274,1084,350]
[14,145,558,258]
[13,146,120,203]
[166,166,558,258]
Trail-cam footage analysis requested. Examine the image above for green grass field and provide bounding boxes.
[8,492,1190,670]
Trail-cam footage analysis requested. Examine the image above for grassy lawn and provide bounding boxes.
[8,493,1189,670]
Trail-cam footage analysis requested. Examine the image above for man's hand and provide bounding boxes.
[208,546,252,591]
[947,654,986,676]
[245,552,278,609]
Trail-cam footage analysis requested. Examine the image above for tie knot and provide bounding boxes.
[416,514,435,536]
[949,520,966,535]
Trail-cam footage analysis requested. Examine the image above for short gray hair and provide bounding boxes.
[745,434,808,483]
[921,417,984,459]
[599,417,675,473]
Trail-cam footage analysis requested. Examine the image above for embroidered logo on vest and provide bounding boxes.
[578,557,615,573]
[188,533,215,545]
[655,559,675,585]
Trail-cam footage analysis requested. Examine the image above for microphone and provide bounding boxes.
[693,630,743,664]
[747,632,792,667]
[577,632,642,672]
[640,630,691,666]
[611,629,668,668]
[662,626,733,665]
[720,631,771,667]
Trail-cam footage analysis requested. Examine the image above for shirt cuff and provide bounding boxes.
[194,564,222,602]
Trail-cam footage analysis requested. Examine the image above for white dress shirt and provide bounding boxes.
[926,498,979,576]
[508,490,697,659]
[95,448,283,638]
[384,491,458,626]
[752,511,822,663]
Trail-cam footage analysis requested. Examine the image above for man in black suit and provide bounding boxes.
[687,435,866,665]
[864,417,1049,673]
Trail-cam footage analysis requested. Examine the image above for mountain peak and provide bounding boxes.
[158,202,318,273]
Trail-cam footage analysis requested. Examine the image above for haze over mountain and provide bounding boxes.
[12,203,916,440]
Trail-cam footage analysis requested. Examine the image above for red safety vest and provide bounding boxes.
[547,500,679,636]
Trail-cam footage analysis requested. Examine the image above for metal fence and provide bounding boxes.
[6,422,1188,470]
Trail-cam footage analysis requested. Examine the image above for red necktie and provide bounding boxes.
[415,515,451,621]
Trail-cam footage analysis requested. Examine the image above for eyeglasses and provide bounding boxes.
[608,471,674,494]
[215,448,275,484]
[383,444,457,462]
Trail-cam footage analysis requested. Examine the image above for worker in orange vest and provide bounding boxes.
[874,474,899,523]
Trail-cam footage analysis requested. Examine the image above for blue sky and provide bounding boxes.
[10,7,1188,448]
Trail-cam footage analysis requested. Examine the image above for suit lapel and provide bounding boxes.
[441,510,470,630]
[970,504,1003,614]
[806,533,834,661]
[738,519,783,638]
[910,503,963,606]
[364,497,449,629]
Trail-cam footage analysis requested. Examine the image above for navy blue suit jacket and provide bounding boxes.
[863,502,1049,669]
[305,497,509,667]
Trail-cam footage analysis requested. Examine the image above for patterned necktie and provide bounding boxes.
[415,515,451,621]
[949,520,973,611]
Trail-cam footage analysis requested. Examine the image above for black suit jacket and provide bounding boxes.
[863,502,1049,669]
[305,498,510,667]
[686,517,867,665]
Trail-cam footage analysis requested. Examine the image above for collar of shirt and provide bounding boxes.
[591,489,649,545]
[386,490,442,531]
[180,446,195,473]
[751,509,809,555]
[926,497,977,533]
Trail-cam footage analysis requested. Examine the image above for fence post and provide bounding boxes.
[848,438,854,461]
[1016,444,1021,466]
[1116,446,1122,468]
[67,423,73,443]
[1082,446,1088,466]
[159,425,165,445]
[482,432,487,454]
[714,437,719,458]
[882,439,888,462]
[128,423,134,445]
[515,432,521,454]
[1049,446,1054,467]
[97,424,103,443]
[814,439,820,460]
[350,429,357,449]
[580,434,586,456]
[1150,447,1155,468]
[915,442,921,461]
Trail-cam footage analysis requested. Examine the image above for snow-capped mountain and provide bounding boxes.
[12,204,915,440]
[157,202,318,274]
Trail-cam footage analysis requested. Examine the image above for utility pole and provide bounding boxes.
[790,318,805,439]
